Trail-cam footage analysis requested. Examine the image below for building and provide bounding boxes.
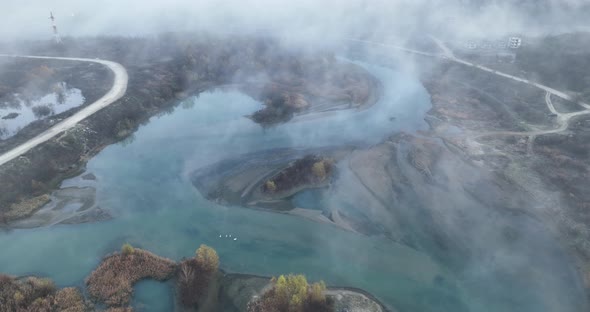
[509,37,522,49]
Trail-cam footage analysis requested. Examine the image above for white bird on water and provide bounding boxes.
[219,234,238,241]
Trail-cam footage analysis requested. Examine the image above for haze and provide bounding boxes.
[2,0,590,42]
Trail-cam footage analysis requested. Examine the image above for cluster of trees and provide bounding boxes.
[247,274,333,312]
[262,155,334,195]
[121,243,134,256]
[311,160,328,181]
[177,244,219,308]
[265,180,277,193]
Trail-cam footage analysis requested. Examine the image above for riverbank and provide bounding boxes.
[0,244,390,312]
[0,33,378,226]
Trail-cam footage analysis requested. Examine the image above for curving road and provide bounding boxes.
[348,38,590,140]
[349,38,590,108]
[473,92,590,139]
[0,55,128,167]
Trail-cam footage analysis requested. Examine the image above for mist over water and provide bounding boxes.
[0,63,450,311]
[0,61,586,311]
[1,1,589,311]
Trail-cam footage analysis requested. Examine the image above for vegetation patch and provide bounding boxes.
[1,194,51,223]
[177,244,219,308]
[246,58,378,126]
[0,274,88,312]
[85,244,176,307]
[247,274,333,312]
[263,155,334,195]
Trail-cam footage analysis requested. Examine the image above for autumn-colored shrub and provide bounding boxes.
[265,180,277,192]
[311,161,327,180]
[196,244,219,273]
[248,274,333,312]
[121,243,135,256]
[178,245,219,308]
[86,248,176,307]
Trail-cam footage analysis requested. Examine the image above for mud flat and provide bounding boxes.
[191,147,353,209]
[8,186,111,229]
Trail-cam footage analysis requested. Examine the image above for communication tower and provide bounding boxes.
[49,12,62,43]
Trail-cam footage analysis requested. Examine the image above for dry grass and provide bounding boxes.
[105,308,134,312]
[85,248,176,307]
[54,287,87,312]
[0,274,88,312]
[4,194,50,221]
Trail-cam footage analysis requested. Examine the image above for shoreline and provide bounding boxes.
[219,270,393,312]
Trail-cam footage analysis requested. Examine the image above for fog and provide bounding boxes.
[2,0,589,43]
[1,1,589,311]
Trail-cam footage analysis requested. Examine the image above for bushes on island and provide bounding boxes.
[121,243,135,256]
[311,161,327,181]
[262,155,334,195]
[247,274,333,312]
[85,244,176,307]
[0,274,88,312]
[178,244,219,308]
[265,180,277,193]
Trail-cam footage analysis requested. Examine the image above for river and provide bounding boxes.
[0,61,585,312]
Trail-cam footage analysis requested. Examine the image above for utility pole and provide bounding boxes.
[49,12,62,43]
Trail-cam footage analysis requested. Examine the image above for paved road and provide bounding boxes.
[0,55,128,167]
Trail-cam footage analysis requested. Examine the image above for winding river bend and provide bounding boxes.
[0,61,586,312]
